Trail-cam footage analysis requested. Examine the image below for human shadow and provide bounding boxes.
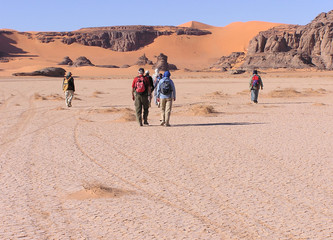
[172,122,264,127]
[260,102,312,105]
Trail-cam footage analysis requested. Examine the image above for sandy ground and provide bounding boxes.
[0,74,332,239]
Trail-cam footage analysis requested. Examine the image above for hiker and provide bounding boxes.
[145,70,154,105]
[132,68,152,126]
[152,68,159,84]
[154,73,163,106]
[156,70,176,127]
[62,71,75,107]
[249,69,263,103]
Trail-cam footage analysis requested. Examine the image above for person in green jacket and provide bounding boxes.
[249,70,263,103]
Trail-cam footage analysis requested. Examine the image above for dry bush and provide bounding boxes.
[34,93,47,100]
[267,88,302,98]
[116,112,136,122]
[204,91,229,99]
[267,88,327,98]
[91,91,105,98]
[67,182,130,200]
[188,104,217,116]
[237,90,250,95]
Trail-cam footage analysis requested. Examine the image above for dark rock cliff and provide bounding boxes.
[35,26,211,52]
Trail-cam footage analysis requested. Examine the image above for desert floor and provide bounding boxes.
[0,74,332,239]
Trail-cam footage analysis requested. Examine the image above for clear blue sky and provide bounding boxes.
[2,0,332,31]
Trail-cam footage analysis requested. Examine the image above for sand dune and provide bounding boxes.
[178,21,214,29]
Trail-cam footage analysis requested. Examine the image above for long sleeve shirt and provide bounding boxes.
[156,77,176,99]
[249,74,263,90]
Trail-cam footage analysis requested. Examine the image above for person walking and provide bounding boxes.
[152,68,159,83]
[132,68,152,126]
[145,70,154,106]
[156,71,176,127]
[154,73,163,106]
[62,71,75,107]
[249,69,263,103]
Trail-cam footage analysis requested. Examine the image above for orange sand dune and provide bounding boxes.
[0,21,283,77]
[178,21,214,29]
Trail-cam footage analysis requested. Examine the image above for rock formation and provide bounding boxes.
[210,52,246,71]
[120,64,131,68]
[136,54,153,66]
[35,26,211,52]
[13,67,66,77]
[242,10,333,70]
[73,56,94,67]
[58,56,73,65]
[153,53,177,71]
[95,65,119,68]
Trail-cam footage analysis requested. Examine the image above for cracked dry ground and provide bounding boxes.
[0,77,332,239]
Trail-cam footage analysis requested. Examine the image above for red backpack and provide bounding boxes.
[252,75,260,88]
[135,76,146,94]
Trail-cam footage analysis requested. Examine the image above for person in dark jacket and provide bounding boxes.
[145,70,154,105]
[62,71,75,107]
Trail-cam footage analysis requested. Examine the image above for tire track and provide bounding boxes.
[159,126,331,239]
[0,92,83,239]
[73,119,232,239]
[26,121,87,239]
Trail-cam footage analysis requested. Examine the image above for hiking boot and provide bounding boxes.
[165,123,171,127]
[144,121,149,125]
[160,121,165,126]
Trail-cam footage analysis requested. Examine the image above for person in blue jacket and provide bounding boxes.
[156,71,176,127]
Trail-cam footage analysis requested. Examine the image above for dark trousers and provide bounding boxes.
[134,94,149,124]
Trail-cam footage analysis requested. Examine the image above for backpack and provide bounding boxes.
[63,77,69,91]
[135,76,146,94]
[252,75,260,88]
[160,79,172,95]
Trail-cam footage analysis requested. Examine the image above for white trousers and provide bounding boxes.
[65,90,74,107]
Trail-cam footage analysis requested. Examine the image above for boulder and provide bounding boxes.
[120,64,131,68]
[13,67,66,77]
[210,52,245,71]
[58,56,73,65]
[153,53,177,71]
[136,54,153,66]
[95,65,119,68]
[73,56,94,67]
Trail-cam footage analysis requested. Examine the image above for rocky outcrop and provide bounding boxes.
[13,67,66,77]
[153,53,177,71]
[95,65,119,68]
[210,52,246,71]
[136,54,153,65]
[175,28,212,36]
[242,10,333,70]
[58,56,73,65]
[35,26,211,52]
[73,56,94,67]
[120,64,131,68]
